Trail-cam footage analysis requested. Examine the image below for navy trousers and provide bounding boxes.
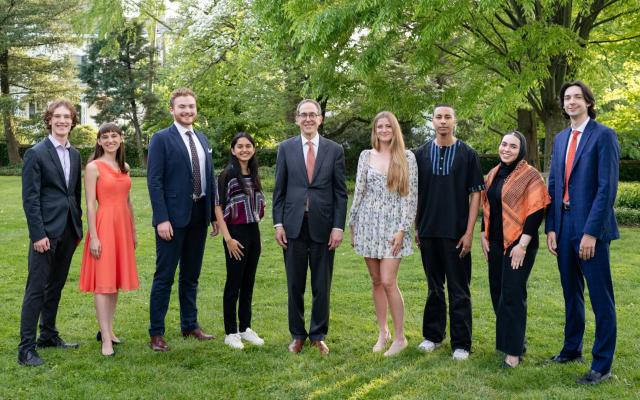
[557,208,616,374]
[149,200,208,336]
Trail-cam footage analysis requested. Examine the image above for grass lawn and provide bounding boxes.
[0,176,638,399]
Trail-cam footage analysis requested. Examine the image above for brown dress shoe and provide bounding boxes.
[311,340,329,355]
[288,339,305,353]
[182,328,214,341]
[150,336,169,352]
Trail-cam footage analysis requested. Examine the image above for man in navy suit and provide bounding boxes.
[272,99,348,355]
[147,88,218,351]
[545,81,620,385]
[19,100,83,366]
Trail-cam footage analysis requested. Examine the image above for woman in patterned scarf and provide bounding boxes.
[481,131,550,368]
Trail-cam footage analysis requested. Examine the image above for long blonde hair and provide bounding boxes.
[371,111,409,196]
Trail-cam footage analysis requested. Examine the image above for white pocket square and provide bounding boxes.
[207,148,213,153]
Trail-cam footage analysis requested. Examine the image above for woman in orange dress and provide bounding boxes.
[79,123,138,356]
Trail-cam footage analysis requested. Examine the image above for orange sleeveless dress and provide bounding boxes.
[79,160,139,293]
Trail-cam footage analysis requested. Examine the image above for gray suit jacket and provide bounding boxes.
[272,135,347,242]
[22,138,83,242]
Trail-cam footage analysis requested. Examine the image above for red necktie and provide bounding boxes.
[306,141,315,182]
[563,130,580,203]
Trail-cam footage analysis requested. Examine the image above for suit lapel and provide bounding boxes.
[291,136,308,184]
[311,136,327,183]
[45,139,68,191]
[557,128,571,182]
[169,125,193,173]
[570,119,595,173]
[68,149,79,190]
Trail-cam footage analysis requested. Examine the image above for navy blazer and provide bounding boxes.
[272,135,348,242]
[147,124,217,228]
[22,138,83,241]
[545,119,620,241]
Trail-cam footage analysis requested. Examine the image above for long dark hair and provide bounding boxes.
[90,123,127,173]
[559,81,597,120]
[219,132,262,193]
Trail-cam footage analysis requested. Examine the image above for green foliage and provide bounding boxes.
[70,124,98,147]
[616,182,640,210]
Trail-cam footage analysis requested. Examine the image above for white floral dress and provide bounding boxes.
[348,149,418,258]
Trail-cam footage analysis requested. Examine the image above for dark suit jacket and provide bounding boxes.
[147,124,217,228]
[22,137,83,241]
[272,135,348,242]
[545,119,620,241]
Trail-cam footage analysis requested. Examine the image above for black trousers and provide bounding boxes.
[149,199,207,336]
[487,241,537,356]
[284,217,334,341]
[19,216,78,352]
[420,237,472,351]
[223,223,261,334]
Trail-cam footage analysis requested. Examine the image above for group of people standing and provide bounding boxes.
[17,81,619,386]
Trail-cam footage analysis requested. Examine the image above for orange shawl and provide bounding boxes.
[482,160,551,251]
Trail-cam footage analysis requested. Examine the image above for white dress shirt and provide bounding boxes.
[48,135,70,187]
[174,122,206,196]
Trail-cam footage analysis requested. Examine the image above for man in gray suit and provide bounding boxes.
[273,99,348,355]
[18,100,83,366]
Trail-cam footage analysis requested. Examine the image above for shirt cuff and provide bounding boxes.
[274,223,283,228]
[332,228,343,232]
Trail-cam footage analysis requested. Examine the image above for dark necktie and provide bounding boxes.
[186,131,202,197]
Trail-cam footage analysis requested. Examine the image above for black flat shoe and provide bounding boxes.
[549,354,583,364]
[96,331,122,345]
[37,336,79,349]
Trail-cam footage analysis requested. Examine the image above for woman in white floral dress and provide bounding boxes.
[348,111,418,356]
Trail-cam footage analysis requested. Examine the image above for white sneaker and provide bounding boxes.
[452,349,469,360]
[239,328,265,346]
[417,339,441,352]
[224,333,244,349]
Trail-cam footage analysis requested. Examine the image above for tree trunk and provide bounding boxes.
[540,108,568,172]
[0,49,21,164]
[129,98,146,168]
[516,108,539,170]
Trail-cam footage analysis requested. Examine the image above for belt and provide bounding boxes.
[562,203,570,211]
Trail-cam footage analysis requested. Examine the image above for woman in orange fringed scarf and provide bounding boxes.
[481,131,551,368]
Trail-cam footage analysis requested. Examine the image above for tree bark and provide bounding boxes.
[516,108,539,170]
[0,49,21,164]
[129,98,145,168]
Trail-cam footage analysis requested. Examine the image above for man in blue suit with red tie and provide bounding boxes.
[545,81,620,385]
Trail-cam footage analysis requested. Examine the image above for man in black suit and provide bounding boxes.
[272,99,348,355]
[19,100,83,366]
[147,88,218,351]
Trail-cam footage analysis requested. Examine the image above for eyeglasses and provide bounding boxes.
[298,113,319,120]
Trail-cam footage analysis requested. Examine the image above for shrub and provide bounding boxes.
[615,208,640,227]
[616,182,640,209]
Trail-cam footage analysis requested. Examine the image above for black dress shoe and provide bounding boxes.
[37,336,79,349]
[97,331,122,345]
[549,354,583,363]
[18,349,44,366]
[576,370,612,385]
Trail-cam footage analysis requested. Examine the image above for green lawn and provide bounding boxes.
[0,176,638,399]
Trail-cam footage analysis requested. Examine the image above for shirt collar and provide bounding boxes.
[174,121,193,135]
[301,133,319,147]
[572,117,590,134]
[48,134,70,149]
